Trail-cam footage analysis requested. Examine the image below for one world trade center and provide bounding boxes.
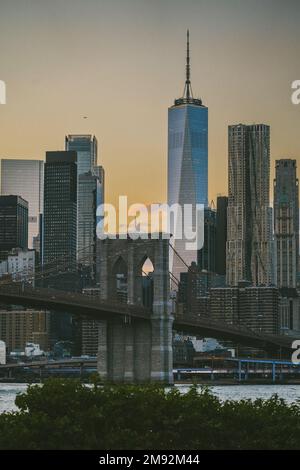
[168,31,208,284]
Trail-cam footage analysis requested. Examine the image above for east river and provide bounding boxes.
[1,383,300,413]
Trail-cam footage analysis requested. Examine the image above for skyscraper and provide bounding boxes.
[65,135,103,266]
[1,159,44,249]
[216,196,228,276]
[0,195,28,259]
[168,31,208,281]
[65,135,97,176]
[227,124,272,286]
[197,207,216,273]
[43,151,77,267]
[274,159,299,288]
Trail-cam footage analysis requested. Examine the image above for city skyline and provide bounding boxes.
[0,0,299,208]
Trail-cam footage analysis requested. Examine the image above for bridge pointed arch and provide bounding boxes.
[112,256,128,304]
[139,256,154,310]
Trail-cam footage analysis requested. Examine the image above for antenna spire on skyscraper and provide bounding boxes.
[184,29,193,100]
[173,29,203,107]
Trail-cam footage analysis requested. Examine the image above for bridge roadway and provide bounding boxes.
[0,357,97,370]
[0,285,297,353]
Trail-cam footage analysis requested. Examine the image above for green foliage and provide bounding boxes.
[0,378,300,449]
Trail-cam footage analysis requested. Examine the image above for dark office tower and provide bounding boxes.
[216,196,228,275]
[197,208,216,272]
[0,195,28,259]
[77,172,99,285]
[1,159,44,249]
[43,151,77,266]
[227,124,272,286]
[274,159,299,288]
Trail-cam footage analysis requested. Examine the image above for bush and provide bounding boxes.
[0,378,299,449]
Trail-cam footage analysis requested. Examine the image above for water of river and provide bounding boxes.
[1,383,300,414]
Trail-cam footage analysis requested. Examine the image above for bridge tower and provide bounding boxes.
[97,234,173,384]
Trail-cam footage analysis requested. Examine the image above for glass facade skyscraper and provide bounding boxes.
[274,159,299,288]
[65,135,97,176]
[1,159,44,249]
[168,31,208,282]
[43,151,77,266]
[65,135,103,268]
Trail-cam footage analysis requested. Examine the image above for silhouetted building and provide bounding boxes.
[43,151,77,266]
[1,159,44,249]
[210,284,279,335]
[216,196,228,276]
[0,195,28,259]
[274,159,299,288]
[198,208,216,272]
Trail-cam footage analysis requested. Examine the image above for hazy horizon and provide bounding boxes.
[0,0,299,207]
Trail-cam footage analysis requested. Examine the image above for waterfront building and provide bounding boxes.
[0,308,50,353]
[0,249,35,284]
[210,283,279,335]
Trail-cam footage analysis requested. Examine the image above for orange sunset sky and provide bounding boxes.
[0,0,300,208]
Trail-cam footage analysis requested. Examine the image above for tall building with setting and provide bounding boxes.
[65,135,104,271]
[274,159,299,288]
[65,135,97,176]
[168,31,208,281]
[1,159,44,249]
[0,195,28,259]
[43,151,77,267]
[197,207,216,273]
[226,124,272,286]
[216,196,228,276]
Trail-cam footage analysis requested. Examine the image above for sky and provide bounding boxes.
[0,0,299,207]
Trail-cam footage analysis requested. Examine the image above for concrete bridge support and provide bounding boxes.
[97,235,173,384]
[97,315,173,384]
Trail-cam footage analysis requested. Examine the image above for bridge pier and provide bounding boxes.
[97,314,174,384]
[97,235,173,384]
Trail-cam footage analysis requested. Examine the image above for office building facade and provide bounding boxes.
[43,151,77,266]
[210,284,279,335]
[1,159,44,249]
[65,135,104,268]
[197,207,216,273]
[226,124,272,286]
[0,195,28,259]
[216,196,228,276]
[0,307,50,353]
[274,159,299,288]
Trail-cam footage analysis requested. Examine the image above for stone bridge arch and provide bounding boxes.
[97,234,173,383]
[98,234,170,314]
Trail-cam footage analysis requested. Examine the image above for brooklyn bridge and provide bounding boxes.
[0,235,297,384]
